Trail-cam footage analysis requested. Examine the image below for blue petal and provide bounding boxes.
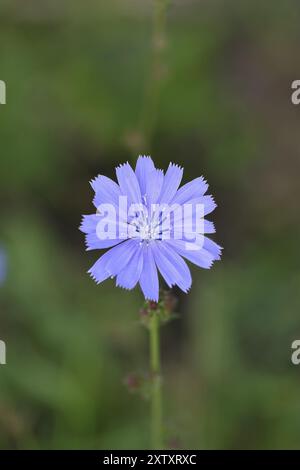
[186,195,217,216]
[88,250,115,284]
[104,239,140,276]
[158,163,183,204]
[165,239,216,269]
[151,241,192,292]
[88,239,139,283]
[85,233,122,251]
[79,214,101,234]
[167,206,215,237]
[170,204,205,234]
[139,244,159,301]
[81,213,131,248]
[91,175,121,208]
[135,156,155,196]
[146,169,164,207]
[203,237,222,260]
[116,244,144,290]
[172,220,215,237]
[116,162,142,204]
[172,176,208,205]
[203,220,215,234]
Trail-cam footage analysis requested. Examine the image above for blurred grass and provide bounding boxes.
[1,0,300,449]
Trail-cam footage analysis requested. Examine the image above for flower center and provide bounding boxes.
[129,208,162,243]
[139,222,159,241]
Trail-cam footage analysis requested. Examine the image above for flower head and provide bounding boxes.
[80,156,222,301]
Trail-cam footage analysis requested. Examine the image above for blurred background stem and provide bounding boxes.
[149,311,163,449]
[140,0,169,150]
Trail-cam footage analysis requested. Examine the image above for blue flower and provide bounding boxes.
[80,156,222,301]
[0,247,7,286]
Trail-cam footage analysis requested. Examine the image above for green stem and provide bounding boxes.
[140,0,169,150]
[149,312,163,449]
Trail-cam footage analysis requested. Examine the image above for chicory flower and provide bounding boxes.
[80,156,222,301]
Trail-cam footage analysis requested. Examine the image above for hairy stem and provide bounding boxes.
[149,311,163,449]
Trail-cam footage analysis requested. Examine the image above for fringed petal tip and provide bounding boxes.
[87,271,100,284]
[88,269,113,285]
[79,215,87,233]
[182,285,192,294]
[115,282,133,291]
[79,214,95,234]
[169,162,184,172]
[198,258,215,269]
[203,220,216,234]
[209,248,223,263]
[202,195,217,216]
[213,242,224,256]
[89,174,102,191]
[205,238,223,262]
[137,154,153,161]
[208,194,217,207]
[115,161,130,171]
[144,293,159,302]
[84,238,94,252]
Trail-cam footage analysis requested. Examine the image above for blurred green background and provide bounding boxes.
[1,0,300,450]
